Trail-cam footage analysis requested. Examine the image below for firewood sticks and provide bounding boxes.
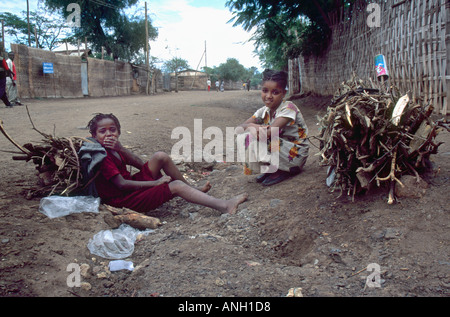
[317,75,447,203]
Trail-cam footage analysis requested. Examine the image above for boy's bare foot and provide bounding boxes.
[223,193,249,215]
[200,181,212,193]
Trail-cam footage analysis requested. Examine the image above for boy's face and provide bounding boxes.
[92,118,120,147]
[261,80,286,111]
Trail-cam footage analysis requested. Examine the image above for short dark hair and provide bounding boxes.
[87,113,121,136]
[262,69,288,89]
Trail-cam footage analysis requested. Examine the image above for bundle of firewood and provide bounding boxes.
[0,109,90,198]
[317,76,447,204]
[19,135,90,198]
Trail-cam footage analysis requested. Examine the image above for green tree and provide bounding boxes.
[226,0,355,67]
[245,66,262,89]
[0,9,69,51]
[205,59,256,88]
[216,58,247,82]
[43,0,158,61]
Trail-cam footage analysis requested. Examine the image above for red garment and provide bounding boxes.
[95,150,174,212]
[1,59,10,72]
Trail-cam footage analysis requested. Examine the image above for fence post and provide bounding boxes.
[445,0,450,114]
[288,57,301,95]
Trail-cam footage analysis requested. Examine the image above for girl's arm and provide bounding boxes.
[117,145,145,170]
[238,116,292,139]
[237,116,259,131]
[237,117,268,139]
[264,117,292,139]
[110,173,172,191]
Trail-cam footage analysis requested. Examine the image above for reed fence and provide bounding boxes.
[295,0,449,114]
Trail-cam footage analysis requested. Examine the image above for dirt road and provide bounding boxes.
[0,90,449,298]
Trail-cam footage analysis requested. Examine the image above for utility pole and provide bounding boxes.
[27,0,31,46]
[1,20,4,54]
[145,2,150,95]
[204,40,207,69]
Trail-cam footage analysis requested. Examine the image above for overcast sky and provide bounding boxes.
[1,0,261,70]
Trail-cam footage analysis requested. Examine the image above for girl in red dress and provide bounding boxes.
[88,113,247,215]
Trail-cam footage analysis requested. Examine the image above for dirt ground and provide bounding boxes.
[0,89,448,298]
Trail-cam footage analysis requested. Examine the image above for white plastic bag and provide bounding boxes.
[39,195,100,219]
[87,224,154,260]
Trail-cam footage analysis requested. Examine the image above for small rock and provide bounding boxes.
[245,261,261,267]
[286,287,303,297]
[270,199,282,207]
[215,278,225,286]
[96,272,109,279]
[80,263,90,278]
[80,282,92,291]
[384,228,402,239]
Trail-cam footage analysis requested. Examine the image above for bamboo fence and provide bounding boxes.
[12,44,83,98]
[11,44,136,98]
[295,0,449,114]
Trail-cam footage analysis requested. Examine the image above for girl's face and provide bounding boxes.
[261,80,286,111]
[92,118,120,146]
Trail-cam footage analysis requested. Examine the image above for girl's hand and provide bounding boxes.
[157,176,172,185]
[103,136,122,151]
[256,125,270,141]
[247,124,270,140]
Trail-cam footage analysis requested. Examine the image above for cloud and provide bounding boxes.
[147,0,260,69]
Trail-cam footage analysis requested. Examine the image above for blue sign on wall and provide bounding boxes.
[43,63,54,74]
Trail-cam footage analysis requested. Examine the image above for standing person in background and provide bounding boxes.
[6,52,22,106]
[0,53,13,108]
[207,78,211,92]
[215,80,220,92]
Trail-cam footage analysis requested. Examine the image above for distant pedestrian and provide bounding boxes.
[220,80,224,92]
[0,55,13,108]
[6,52,22,106]
[207,79,211,92]
[215,80,220,92]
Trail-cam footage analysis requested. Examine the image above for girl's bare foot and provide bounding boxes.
[200,181,212,193]
[223,193,249,215]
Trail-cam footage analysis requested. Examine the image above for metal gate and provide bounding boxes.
[81,62,88,96]
[163,73,171,91]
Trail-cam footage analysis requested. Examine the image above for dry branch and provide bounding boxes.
[103,205,162,230]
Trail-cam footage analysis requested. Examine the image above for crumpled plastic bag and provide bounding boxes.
[87,224,154,260]
[39,195,100,219]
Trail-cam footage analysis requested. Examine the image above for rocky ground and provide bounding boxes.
[0,90,448,300]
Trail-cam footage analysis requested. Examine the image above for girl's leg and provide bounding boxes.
[168,180,248,214]
[146,152,211,192]
[147,151,185,181]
